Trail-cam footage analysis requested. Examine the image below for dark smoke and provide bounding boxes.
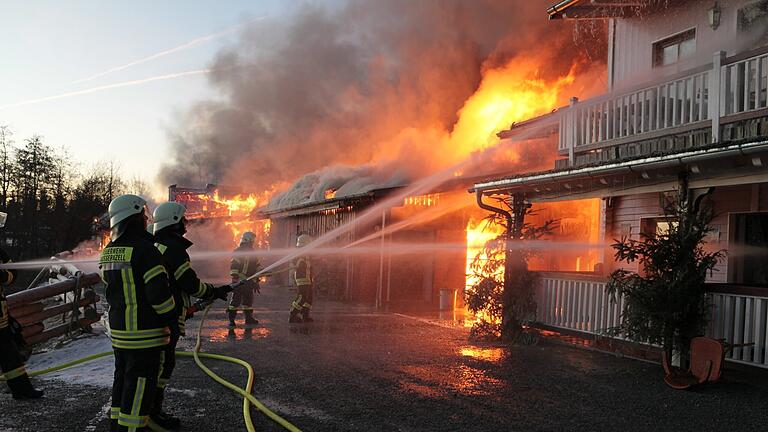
[159,0,605,207]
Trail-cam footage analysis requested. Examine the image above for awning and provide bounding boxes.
[472,139,768,201]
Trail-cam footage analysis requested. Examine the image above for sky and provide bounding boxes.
[0,0,317,199]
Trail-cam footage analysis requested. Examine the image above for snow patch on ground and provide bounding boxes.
[26,326,114,388]
[258,397,334,421]
[166,387,201,397]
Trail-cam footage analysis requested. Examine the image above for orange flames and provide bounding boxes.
[464,217,505,327]
[175,189,272,246]
[449,59,577,158]
[403,193,440,207]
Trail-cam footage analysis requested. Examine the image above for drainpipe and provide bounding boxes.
[376,210,386,309]
[476,190,515,340]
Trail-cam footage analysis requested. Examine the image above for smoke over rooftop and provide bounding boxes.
[159,0,606,208]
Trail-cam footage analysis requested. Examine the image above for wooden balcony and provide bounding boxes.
[558,46,768,169]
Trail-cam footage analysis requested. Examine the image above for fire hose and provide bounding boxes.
[0,304,303,432]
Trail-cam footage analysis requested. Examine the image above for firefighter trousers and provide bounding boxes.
[228,284,254,313]
[110,347,161,432]
[290,284,313,314]
[153,335,179,414]
[0,326,32,393]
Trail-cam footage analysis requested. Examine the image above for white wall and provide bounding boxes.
[612,0,765,90]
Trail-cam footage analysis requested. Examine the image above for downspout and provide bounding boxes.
[476,190,515,341]
[476,190,513,231]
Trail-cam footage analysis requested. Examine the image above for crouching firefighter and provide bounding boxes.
[228,232,262,328]
[0,211,43,399]
[289,234,314,323]
[150,202,232,430]
[100,195,179,432]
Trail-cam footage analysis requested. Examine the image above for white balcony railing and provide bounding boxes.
[560,47,768,160]
[536,275,768,370]
[722,50,768,116]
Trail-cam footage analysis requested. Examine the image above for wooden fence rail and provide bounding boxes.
[7,272,102,346]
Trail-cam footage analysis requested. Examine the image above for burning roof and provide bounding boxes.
[547,0,685,20]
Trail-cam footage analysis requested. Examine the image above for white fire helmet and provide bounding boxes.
[152,202,186,234]
[0,212,7,228]
[240,231,256,245]
[296,234,312,248]
[108,194,149,229]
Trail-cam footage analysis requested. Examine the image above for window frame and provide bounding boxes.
[652,27,697,68]
[738,0,768,34]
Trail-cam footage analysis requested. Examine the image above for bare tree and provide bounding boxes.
[0,126,15,208]
[127,175,152,198]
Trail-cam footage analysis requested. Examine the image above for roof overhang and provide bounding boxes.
[472,139,768,201]
[496,110,561,140]
[256,187,403,219]
[547,0,654,20]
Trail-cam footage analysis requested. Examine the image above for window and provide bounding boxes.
[738,1,768,43]
[730,212,768,286]
[653,28,696,67]
[641,217,677,238]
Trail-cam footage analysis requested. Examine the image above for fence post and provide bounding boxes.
[710,51,726,143]
[567,97,579,166]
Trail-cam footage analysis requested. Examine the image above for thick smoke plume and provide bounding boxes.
[160,0,605,208]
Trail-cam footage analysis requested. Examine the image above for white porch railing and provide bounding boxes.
[536,275,768,370]
[708,290,768,368]
[536,275,623,335]
[560,47,768,159]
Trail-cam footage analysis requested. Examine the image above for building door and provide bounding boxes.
[731,212,768,286]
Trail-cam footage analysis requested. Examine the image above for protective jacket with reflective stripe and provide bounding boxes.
[294,257,312,286]
[230,244,261,282]
[153,230,215,334]
[100,228,176,350]
[0,248,17,330]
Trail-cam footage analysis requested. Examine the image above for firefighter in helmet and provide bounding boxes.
[290,234,314,323]
[100,195,178,431]
[151,201,232,430]
[0,211,43,400]
[229,231,261,328]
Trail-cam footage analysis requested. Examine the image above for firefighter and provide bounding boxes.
[151,202,232,430]
[100,195,178,431]
[289,234,314,323]
[0,213,43,400]
[228,231,261,328]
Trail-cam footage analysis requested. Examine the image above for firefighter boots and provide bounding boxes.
[244,311,259,326]
[288,310,303,323]
[8,376,44,400]
[227,310,237,328]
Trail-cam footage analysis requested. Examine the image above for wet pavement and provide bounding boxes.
[3,286,768,431]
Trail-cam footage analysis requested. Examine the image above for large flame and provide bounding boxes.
[175,189,273,246]
[464,217,505,327]
[450,59,576,157]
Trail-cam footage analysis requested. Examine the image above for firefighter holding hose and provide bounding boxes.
[228,232,262,328]
[289,234,314,323]
[100,195,178,431]
[0,211,44,400]
[151,202,232,430]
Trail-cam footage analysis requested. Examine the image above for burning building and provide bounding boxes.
[168,184,272,279]
[473,0,768,368]
[259,186,476,312]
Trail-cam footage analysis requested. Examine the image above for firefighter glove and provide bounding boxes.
[214,284,234,300]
